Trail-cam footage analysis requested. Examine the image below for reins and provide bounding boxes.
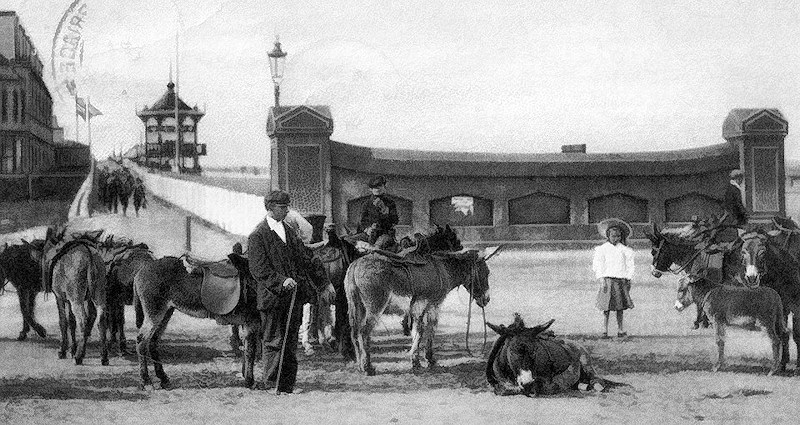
[655,238,704,276]
[464,259,487,357]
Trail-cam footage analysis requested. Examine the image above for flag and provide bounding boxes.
[76,97,103,120]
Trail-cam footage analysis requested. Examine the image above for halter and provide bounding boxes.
[653,238,703,276]
[772,222,800,266]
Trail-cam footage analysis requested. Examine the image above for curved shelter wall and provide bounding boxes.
[268,106,787,243]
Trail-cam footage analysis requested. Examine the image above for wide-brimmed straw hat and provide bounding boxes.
[597,218,632,240]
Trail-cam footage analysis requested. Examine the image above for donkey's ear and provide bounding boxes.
[486,322,505,335]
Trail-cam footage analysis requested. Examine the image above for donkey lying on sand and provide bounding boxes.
[675,277,787,375]
[486,314,612,396]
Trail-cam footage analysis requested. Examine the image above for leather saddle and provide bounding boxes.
[371,246,430,266]
[315,245,342,264]
[186,254,241,316]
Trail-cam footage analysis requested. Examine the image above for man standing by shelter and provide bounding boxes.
[248,190,321,394]
[359,175,399,249]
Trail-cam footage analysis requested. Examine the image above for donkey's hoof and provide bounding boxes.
[712,363,723,372]
[58,351,67,359]
[75,358,83,366]
[159,379,171,390]
[101,358,110,366]
[16,332,27,341]
[364,367,376,376]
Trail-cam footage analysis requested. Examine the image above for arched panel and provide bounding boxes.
[509,192,570,224]
[347,195,413,230]
[588,193,648,223]
[429,194,493,226]
[665,192,723,222]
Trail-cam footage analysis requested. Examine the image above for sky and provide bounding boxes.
[6,0,800,166]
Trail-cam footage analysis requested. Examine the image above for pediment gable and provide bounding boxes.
[723,108,788,138]
[744,110,788,133]
[267,105,333,136]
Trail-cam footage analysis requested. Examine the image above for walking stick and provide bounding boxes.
[275,285,298,395]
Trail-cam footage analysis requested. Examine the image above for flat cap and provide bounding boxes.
[265,190,290,206]
[368,175,387,188]
[729,169,744,179]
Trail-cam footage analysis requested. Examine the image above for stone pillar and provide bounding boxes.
[267,105,334,219]
[722,109,788,222]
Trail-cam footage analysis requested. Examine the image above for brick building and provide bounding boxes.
[0,11,59,175]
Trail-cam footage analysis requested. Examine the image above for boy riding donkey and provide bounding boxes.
[676,169,750,329]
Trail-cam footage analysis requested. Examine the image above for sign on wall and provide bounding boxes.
[752,147,779,212]
[286,145,323,214]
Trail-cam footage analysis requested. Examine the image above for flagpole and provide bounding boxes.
[174,31,181,174]
[74,92,81,144]
[87,96,94,173]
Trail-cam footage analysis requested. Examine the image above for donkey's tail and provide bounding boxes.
[344,265,362,357]
[133,278,144,330]
[776,301,788,338]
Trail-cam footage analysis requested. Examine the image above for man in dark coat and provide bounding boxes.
[248,190,326,393]
[359,175,399,249]
[723,169,748,231]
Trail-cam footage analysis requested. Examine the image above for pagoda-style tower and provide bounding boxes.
[137,79,206,172]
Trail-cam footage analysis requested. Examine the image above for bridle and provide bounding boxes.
[653,237,703,276]
[772,221,800,266]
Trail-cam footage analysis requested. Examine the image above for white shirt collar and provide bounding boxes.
[730,180,743,191]
[265,215,287,243]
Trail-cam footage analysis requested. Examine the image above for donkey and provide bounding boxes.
[346,249,491,375]
[97,235,155,355]
[645,222,745,329]
[486,314,609,396]
[0,241,47,340]
[36,227,110,365]
[741,224,800,373]
[297,224,465,359]
[674,276,786,374]
[133,253,261,390]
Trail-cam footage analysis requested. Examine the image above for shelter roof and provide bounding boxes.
[138,81,205,119]
[329,141,739,177]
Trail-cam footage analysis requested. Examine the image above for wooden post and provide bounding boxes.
[185,215,192,252]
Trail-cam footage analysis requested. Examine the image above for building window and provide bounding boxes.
[12,90,18,123]
[347,195,413,230]
[429,195,494,226]
[665,193,723,222]
[509,192,571,224]
[1,139,14,173]
[587,193,649,223]
[20,92,25,123]
[1,89,7,122]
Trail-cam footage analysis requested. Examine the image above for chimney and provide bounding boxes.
[561,144,586,153]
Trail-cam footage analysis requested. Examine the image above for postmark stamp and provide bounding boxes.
[50,0,88,101]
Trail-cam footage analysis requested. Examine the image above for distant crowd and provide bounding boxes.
[97,166,147,217]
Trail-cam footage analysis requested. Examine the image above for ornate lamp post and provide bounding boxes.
[267,36,288,107]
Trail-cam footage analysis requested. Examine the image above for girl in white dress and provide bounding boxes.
[592,219,635,338]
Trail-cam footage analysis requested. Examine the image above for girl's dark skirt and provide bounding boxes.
[595,277,634,311]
